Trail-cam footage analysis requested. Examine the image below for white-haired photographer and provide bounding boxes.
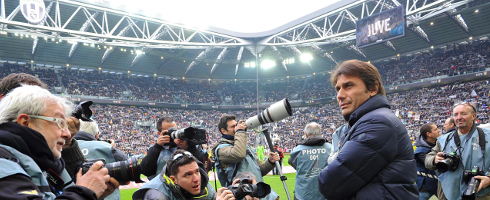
[0,84,118,200]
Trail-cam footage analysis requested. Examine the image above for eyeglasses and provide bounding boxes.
[29,115,68,130]
[172,151,193,162]
[454,101,477,113]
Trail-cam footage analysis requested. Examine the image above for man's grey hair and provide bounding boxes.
[80,120,99,137]
[305,122,322,136]
[0,85,73,124]
[233,171,257,182]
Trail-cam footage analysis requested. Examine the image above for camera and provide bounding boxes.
[462,166,485,200]
[163,126,207,147]
[227,178,271,200]
[81,156,144,183]
[73,101,93,122]
[245,98,292,129]
[436,152,460,172]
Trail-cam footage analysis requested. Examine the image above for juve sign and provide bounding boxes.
[20,0,46,25]
[356,6,405,48]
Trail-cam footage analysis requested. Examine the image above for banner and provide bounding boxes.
[356,6,405,48]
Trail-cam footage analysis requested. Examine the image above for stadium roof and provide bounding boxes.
[0,0,490,80]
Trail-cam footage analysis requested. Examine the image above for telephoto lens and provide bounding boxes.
[105,156,144,183]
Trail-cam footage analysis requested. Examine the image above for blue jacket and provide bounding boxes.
[289,137,331,200]
[414,136,438,194]
[318,95,418,200]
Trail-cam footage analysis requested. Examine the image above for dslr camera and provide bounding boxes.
[81,156,144,183]
[462,166,485,200]
[72,101,94,121]
[436,152,460,172]
[227,178,271,200]
[163,126,207,147]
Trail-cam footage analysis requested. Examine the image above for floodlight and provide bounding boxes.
[300,53,313,62]
[261,60,276,69]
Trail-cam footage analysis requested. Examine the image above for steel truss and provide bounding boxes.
[0,0,250,50]
[0,0,476,75]
[259,0,472,47]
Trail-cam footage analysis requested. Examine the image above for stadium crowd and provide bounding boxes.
[0,40,489,156]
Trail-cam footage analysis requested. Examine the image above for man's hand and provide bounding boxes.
[474,176,490,192]
[156,130,171,146]
[235,120,247,132]
[217,187,235,200]
[63,117,80,148]
[98,177,120,200]
[75,161,110,198]
[434,152,445,164]
[268,152,280,163]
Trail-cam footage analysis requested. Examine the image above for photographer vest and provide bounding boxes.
[78,140,120,200]
[290,142,331,200]
[133,171,215,200]
[438,128,490,200]
[0,144,73,200]
[214,143,279,200]
[414,145,438,194]
[151,147,178,180]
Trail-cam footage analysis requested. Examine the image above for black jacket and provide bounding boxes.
[141,143,208,178]
[74,131,128,161]
[0,122,97,200]
[318,95,418,200]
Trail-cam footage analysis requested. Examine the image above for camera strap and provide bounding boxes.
[450,127,486,170]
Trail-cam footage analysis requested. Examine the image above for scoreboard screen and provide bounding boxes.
[356,6,406,48]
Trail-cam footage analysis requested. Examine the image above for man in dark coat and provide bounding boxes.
[414,123,440,199]
[318,60,418,200]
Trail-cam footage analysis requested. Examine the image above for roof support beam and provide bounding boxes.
[101,24,132,64]
[210,48,230,75]
[185,48,214,74]
[68,11,100,59]
[271,46,288,71]
[235,47,244,75]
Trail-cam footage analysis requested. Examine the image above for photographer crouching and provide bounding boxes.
[425,102,490,200]
[140,116,210,180]
[133,149,222,200]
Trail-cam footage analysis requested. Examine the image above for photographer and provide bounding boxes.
[213,114,279,200]
[0,85,118,200]
[74,120,129,200]
[425,102,490,200]
[133,149,216,200]
[0,73,88,181]
[415,123,440,199]
[140,116,209,180]
[229,172,273,200]
[288,122,331,200]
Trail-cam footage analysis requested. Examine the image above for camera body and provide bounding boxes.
[72,101,93,121]
[81,156,144,183]
[163,126,207,147]
[227,178,271,200]
[436,152,460,172]
[462,166,485,200]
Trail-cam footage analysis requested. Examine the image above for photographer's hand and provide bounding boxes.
[217,187,235,200]
[268,152,280,163]
[63,117,80,149]
[474,176,490,192]
[157,130,171,146]
[235,120,247,132]
[75,161,110,198]
[98,177,120,200]
[434,152,445,164]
